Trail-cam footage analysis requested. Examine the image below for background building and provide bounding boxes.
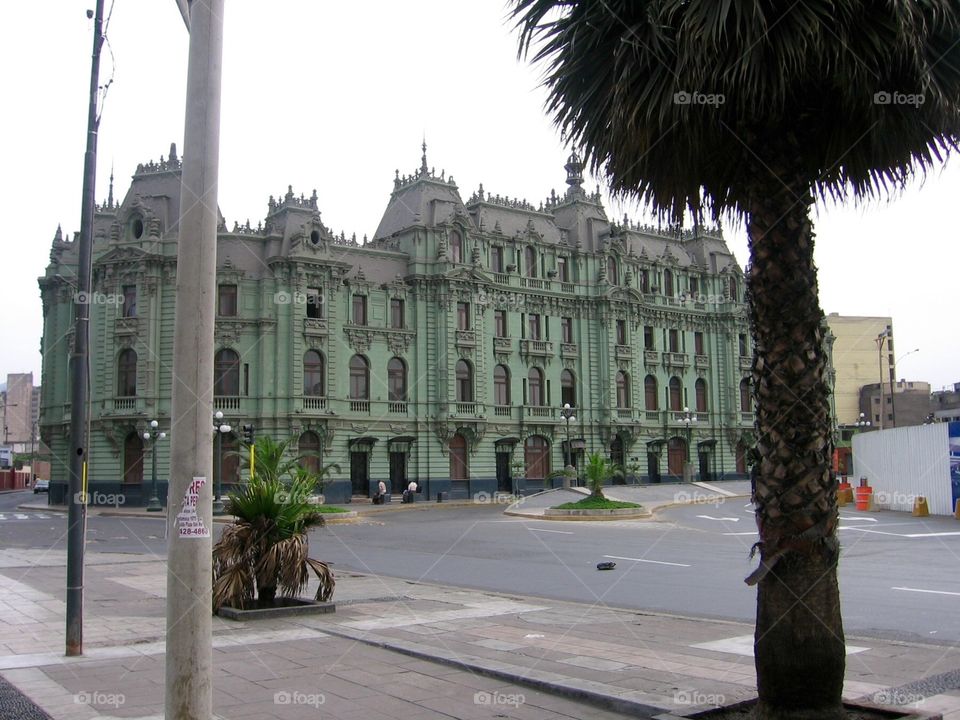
[932,383,960,423]
[825,313,896,427]
[39,144,755,505]
[860,381,932,429]
[1,373,39,454]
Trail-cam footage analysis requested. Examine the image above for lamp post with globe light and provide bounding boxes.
[212,411,232,515]
[143,420,166,512]
[681,407,697,482]
[560,403,577,488]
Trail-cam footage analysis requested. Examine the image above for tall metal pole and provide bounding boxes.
[66,0,105,658]
[166,1,224,717]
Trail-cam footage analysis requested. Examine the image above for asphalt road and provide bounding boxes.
[4,490,960,644]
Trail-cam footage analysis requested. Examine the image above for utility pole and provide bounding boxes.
[66,0,105,658]
[166,1,224,718]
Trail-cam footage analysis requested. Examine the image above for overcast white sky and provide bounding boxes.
[2,1,957,390]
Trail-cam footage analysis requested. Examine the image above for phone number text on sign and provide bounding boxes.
[176,476,210,539]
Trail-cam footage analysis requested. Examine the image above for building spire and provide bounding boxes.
[564,151,585,200]
[107,164,114,207]
[421,136,428,175]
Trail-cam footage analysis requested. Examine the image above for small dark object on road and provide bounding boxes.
[596,561,616,571]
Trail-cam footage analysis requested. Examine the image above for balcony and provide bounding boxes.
[645,410,661,422]
[113,397,137,412]
[302,396,327,411]
[389,401,408,414]
[520,277,550,290]
[214,396,241,411]
[740,411,755,424]
[616,408,633,419]
[663,352,689,369]
[350,400,370,413]
[493,272,510,285]
[523,405,555,420]
[739,356,753,371]
[560,343,578,358]
[519,339,553,357]
[643,350,659,365]
[694,354,709,369]
[455,329,477,347]
[615,344,633,360]
[493,405,513,418]
[560,282,575,294]
[114,317,138,336]
[453,402,482,417]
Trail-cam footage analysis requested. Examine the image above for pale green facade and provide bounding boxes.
[39,144,755,505]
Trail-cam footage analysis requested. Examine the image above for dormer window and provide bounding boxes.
[450,231,463,263]
[607,256,618,285]
[130,216,144,240]
[525,246,538,278]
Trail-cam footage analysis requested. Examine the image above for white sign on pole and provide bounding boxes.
[176,476,210,538]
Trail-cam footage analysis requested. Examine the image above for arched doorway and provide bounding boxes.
[667,437,687,479]
[524,435,551,492]
[123,432,144,485]
[610,436,625,482]
[449,433,469,498]
[736,440,748,475]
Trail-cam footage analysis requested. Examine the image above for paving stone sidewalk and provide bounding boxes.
[2,529,960,718]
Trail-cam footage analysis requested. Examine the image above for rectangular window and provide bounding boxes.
[689,276,700,297]
[557,257,568,282]
[457,302,470,330]
[669,329,680,353]
[639,269,650,294]
[352,294,367,325]
[739,333,748,356]
[616,319,627,345]
[390,297,404,329]
[494,310,507,338]
[306,288,323,319]
[122,285,137,318]
[243,363,250,396]
[218,284,237,317]
[644,326,655,350]
[528,313,541,341]
[561,317,573,344]
[491,246,504,274]
[694,331,704,355]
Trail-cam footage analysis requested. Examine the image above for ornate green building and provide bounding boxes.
[39,143,754,505]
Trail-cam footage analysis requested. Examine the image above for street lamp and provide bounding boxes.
[876,326,891,429]
[212,411,231,515]
[143,420,166,512]
[560,403,577,488]
[856,412,871,431]
[681,407,697,482]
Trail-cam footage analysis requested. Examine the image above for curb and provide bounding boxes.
[16,504,360,524]
[320,624,670,719]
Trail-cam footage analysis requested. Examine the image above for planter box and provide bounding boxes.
[542,506,650,520]
[654,698,941,720]
[217,597,335,621]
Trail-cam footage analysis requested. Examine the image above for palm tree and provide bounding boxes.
[513,3,960,718]
[583,452,618,499]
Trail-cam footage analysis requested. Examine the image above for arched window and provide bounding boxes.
[525,246,538,278]
[606,256,618,284]
[528,367,544,406]
[449,433,469,480]
[299,431,321,475]
[560,369,576,407]
[695,378,708,412]
[456,360,473,402]
[668,377,683,411]
[449,230,463,264]
[493,365,510,406]
[388,357,407,401]
[214,349,240,396]
[349,355,370,400]
[644,375,658,411]
[616,371,630,408]
[664,269,674,297]
[740,378,752,412]
[524,435,551,479]
[117,349,137,397]
[303,350,325,396]
[122,432,144,484]
[729,275,739,302]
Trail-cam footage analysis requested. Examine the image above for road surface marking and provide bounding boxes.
[842,527,960,538]
[603,554,690,567]
[693,634,868,657]
[693,482,738,497]
[528,528,573,534]
[696,515,739,522]
[839,515,877,522]
[723,532,758,536]
[893,586,960,597]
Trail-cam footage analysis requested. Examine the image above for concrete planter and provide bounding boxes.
[216,597,335,621]
[542,506,650,520]
[653,698,941,720]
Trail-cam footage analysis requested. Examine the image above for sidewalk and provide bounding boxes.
[1,542,959,719]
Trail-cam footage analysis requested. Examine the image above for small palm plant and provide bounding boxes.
[583,452,618,499]
[212,435,337,610]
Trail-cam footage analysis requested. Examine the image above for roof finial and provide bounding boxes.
[107,163,115,207]
[421,135,428,175]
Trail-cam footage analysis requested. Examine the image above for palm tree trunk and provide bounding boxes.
[745,156,845,720]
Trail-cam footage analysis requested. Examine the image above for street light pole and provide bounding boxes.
[212,411,231,516]
[560,403,577,488]
[876,326,891,429]
[681,407,696,482]
[144,421,166,512]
